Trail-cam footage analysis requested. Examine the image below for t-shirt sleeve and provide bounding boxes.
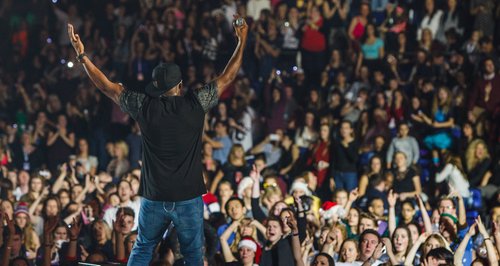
[119,89,146,120]
[193,81,219,113]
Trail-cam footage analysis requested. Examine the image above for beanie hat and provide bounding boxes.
[14,202,30,218]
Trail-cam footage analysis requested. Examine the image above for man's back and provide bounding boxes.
[120,82,218,201]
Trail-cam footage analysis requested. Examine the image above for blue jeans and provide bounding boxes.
[333,171,358,192]
[128,196,204,266]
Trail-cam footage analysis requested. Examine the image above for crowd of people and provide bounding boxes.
[1,0,500,265]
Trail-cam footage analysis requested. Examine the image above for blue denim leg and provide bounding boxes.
[343,172,358,192]
[333,171,344,190]
[170,197,204,266]
[128,197,171,265]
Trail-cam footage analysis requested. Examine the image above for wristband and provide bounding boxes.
[76,53,87,62]
[70,238,78,241]
[484,237,492,241]
[293,232,299,236]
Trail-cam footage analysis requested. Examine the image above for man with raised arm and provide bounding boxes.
[67,15,248,265]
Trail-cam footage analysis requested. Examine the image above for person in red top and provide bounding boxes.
[301,5,326,85]
[307,124,332,200]
[468,58,500,141]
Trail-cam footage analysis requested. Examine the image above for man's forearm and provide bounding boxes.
[217,38,246,95]
[80,56,123,104]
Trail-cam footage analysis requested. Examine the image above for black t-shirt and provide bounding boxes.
[392,167,418,194]
[221,162,251,190]
[120,82,218,201]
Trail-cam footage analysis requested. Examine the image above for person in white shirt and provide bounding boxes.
[103,180,140,231]
[435,153,470,198]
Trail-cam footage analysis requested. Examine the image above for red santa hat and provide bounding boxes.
[238,236,262,264]
[202,193,220,213]
[320,201,343,220]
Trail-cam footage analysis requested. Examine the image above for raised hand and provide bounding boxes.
[232,14,248,41]
[113,211,126,234]
[476,216,489,237]
[388,189,398,207]
[68,216,82,240]
[349,187,359,202]
[286,214,299,233]
[67,24,85,55]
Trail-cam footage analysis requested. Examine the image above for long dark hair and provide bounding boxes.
[313,253,335,266]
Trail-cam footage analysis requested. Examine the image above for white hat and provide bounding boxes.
[238,177,254,198]
[289,181,312,197]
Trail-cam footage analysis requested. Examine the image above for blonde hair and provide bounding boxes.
[228,144,246,165]
[114,141,129,159]
[262,186,283,201]
[432,87,452,115]
[92,219,112,241]
[230,218,258,253]
[465,139,490,171]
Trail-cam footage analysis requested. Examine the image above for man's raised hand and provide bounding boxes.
[232,14,248,41]
[67,24,84,55]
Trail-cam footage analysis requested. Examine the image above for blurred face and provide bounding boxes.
[475,143,486,159]
[398,124,409,137]
[54,226,68,241]
[218,183,233,199]
[239,247,255,263]
[360,233,379,259]
[438,199,455,214]
[424,237,442,255]
[227,200,245,220]
[31,178,43,193]
[408,224,419,243]
[412,97,421,109]
[121,215,135,234]
[313,255,330,266]
[118,182,132,202]
[203,143,213,156]
[78,139,88,153]
[109,194,120,207]
[1,201,14,218]
[335,191,349,207]
[292,188,305,199]
[71,185,83,201]
[93,222,107,241]
[360,4,370,16]
[371,158,382,173]
[402,203,416,221]
[340,122,353,139]
[46,199,59,216]
[484,60,495,75]
[305,113,314,127]
[367,25,375,36]
[266,220,283,243]
[341,241,359,263]
[15,213,29,229]
[18,171,29,186]
[370,200,385,217]
[240,225,254,237]
[273,202,288,217]
[57,115,67,127]
[280,210,293,233]
[463,124,473,137]
[359,218,376,233]
[59,192,70,207]
[233,147,244,160]
[393,228,410,253]
[425,0,434,12]
[348,209,360,227]
[394,153,407,168]
[320,125,330,141]
[438,88,448,102]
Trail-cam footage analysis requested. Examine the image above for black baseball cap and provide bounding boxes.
[145,63,182,97]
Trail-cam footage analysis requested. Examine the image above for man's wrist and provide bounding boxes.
[76,53,87,62]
